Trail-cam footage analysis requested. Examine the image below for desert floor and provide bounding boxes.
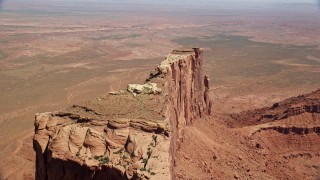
[0,1,319,179]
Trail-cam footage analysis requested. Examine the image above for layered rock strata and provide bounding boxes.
[231,89,320,127]
[33,48,212,180]
[225,89,320,179]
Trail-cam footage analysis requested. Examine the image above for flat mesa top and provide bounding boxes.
[172,49,197,54]
[159,48,201,72]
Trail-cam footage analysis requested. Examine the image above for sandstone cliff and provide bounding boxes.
[33,48,212,180]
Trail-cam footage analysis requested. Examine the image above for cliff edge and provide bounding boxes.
[33,48,212,180]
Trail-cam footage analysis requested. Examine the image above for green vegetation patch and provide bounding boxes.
[0,51,6,60]
[91,34,142,41]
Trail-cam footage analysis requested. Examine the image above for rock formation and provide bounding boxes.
[33,48,212,180]
[230,89,320,127]
[225,89,320,179]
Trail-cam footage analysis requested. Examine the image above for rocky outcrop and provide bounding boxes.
[286,105,320,116]
[230,89,320,127]
[33,48,212,180]
[253,126,320,135]
[127,83,162,96]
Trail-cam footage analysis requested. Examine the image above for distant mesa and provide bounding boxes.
[230,89,320,127]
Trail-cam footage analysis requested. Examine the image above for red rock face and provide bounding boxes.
[164,48,212,178]
[168,48,211,125]
[33,49,212,180]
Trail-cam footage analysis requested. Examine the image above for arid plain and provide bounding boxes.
[0,0,320,179]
